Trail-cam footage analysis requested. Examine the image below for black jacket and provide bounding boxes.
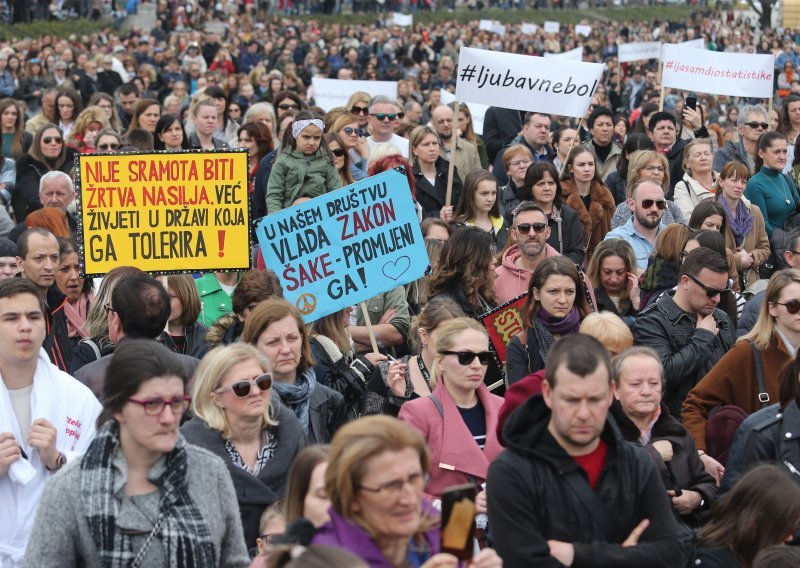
[158,321,210,359]
[181,407,305,550]
[303,380,348,445]
[310,335,376,422]
[13,149,76,223]
[483,107,525,165]
[412,157,462,219]
[487,395,691,567]
[741,398,800,484]
[44,284,72,372]
[632,292,736,417]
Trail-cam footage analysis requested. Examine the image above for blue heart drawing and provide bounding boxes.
[382,256,411,281]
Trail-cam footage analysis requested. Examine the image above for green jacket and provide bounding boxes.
[195,273,237,327]
[355,287,411,356]
[265,148,341,214]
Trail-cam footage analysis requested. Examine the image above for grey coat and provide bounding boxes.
[23,443,250,568]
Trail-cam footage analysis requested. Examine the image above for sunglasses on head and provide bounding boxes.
[97,142,119,151]
[640,198,667,210]
[515,222,547,234]
[744,121,769,129]
[440,350,492,366]
[371,113,397,122]
[42,136,63,144]
[350,105,369,115]
[342,126,362,136]
[277,102,299,110]
[330,148,345,157]
[215,373,273,398]
[775,299,800,315]
[687,273,730,298]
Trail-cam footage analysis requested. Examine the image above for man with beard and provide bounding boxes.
[494,202,559,303]
[633,248,736,418]
[604,180,667,270]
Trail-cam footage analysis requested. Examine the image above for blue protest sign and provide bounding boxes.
[257,169,428,322]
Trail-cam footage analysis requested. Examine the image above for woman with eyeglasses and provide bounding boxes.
[182,343,305,552]
[498,144,533,217]
[88,92,122,132]
[330,113,368,180]
[312,415,502,568]
[13,123,75,223]
[399,318,504,519]
[323,132,354,187]
[673,138,718,220]
[745,131,796,239]
[26,339,251,567]
[682,269,799,460]
[506,256,592,385]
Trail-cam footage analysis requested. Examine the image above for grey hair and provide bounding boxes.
[39,171,73,195]
[369,94,398,111]
[612,346,663,386]
[737,104,768,127]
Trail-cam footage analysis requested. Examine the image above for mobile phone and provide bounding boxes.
[440,484,477,560]
[686,95,697,111]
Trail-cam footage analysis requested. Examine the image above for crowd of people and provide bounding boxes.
[6,3,800,568]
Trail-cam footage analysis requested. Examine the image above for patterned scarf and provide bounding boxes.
[80,421,216,568]
[719,197,754,248]
[273,368,316,436]
[533,307,581,365]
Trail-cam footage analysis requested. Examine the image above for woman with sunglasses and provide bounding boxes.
[330,113,368,181]
[323,132,354,187]
[13,124,75,223]
[682,268,800,458]
[94,128,123,154]
[745,131,795,239]
[27,339,250,567]
[182,343,305,552]
[506,256,592,385]
[273,91,305,122]
[346,91,371,131]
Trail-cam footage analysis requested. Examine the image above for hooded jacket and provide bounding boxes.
[487,395,690,568]
[493,243,559,304]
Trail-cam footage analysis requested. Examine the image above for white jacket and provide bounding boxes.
[0,349,101,567]
[673,172,718,220]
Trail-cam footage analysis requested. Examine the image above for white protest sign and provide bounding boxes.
[479,19,494,31]
[391,12,413,26]
[544,46,584,61]
[575,24,592,37]
[661,43,774,98]
[544,21,559,33]
[618,41,662,63]
[440,89,488,135]
[490,23,506,36]
[521,22,538,34]
[681,38,705,49]
[455,47,604,118]
[311,78,398,111]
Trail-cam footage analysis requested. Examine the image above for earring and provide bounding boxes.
[422,343,428,349]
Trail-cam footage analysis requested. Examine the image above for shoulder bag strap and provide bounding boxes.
[428,394,444,418]
[751,341,769,408]
[561,469,622,541]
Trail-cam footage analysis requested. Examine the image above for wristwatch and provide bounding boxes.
[46,452,66,472]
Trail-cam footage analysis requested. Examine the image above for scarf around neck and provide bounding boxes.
[538,305,581,336]
[272,368,316,436]
[719,197,754,247]
[63,291,94,339]
[80,421,216,568]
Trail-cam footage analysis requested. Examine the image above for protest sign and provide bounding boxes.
[618,41,662,63]
[490,22,506,36]
[311,78,398,111]
[575,24,592,37]
[257,169,427,323]
[544,46,584,61]
[481,293,527,364]
[440,89,488,135]
[479,19,494,31]
[521,22,538,34]
[391,12,412,26]
[544,21,559,33]
[661,43,774,98]
[76,149,250,277]
[455,47,604,118]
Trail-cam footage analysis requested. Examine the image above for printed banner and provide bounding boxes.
[544,21,559,33]
[544,46,584,61]
[455,47,604,118]
[681,38,705,49]
[480,293,527,364]
[618,41,662,63]
[661,43,774,99]
[256,169,428,323]
[575,24,592,37]
[311,78,398,111]
[440,89,488,135]
[391,12,413,26]
[76,150,250,277]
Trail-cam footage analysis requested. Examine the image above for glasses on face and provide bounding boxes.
[744,121,769,130]
[103,302,116,314]
[350,105,369,115]
[358,472,428,496]
[371,113,398,122]
[330,148,345,157]
[775,299,800,315]
[396,112,405,120]
[97,142,120,151]
[215,373,273,398]
[42,136,63,145]
[277,102,299,111]
[515,222,547,234]
[128,395,192,416]
[643,165,665,173]
[687,273,730,298]
[509,159,533,169]
[342,126,361,136]
[440,350,492,366]
[640,198,667,210]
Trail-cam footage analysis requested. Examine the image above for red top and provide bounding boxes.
[572,438,608,490]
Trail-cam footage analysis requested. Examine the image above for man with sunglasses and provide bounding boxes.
[713,104,768,174]
[74,275,199,397]
[494,202,559,303]
[633,248,736,419]
[432,105,481,180]
[0,278,100,568]
[605,179,667,270]
[366,95,409,158]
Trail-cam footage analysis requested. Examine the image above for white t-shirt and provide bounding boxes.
[367,133,410,159]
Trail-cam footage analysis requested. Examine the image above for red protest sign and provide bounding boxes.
[481,293,527,364]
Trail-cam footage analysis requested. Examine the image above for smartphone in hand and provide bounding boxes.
[440,484,477,560]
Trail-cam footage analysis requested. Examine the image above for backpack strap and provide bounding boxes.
[751,341,769,408]
[79,337,102,361]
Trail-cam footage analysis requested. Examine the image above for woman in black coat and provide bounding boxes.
[409,125,462,218]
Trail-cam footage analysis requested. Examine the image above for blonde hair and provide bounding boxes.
[68,105,110,145]
[191,343,278,439]
[682,137,713,174]
[626,150,669,197]
[742,269,800,350]
[580,312,634,356]
[430,317,489,390]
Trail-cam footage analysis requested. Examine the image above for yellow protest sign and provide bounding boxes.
[76,149,250,277]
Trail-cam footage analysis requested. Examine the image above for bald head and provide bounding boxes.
[432,104,455,141]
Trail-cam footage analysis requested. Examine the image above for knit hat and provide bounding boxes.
[0,238,16,258]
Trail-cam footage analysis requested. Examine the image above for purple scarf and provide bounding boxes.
[538,306,582,336]
[719,197,754,248]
